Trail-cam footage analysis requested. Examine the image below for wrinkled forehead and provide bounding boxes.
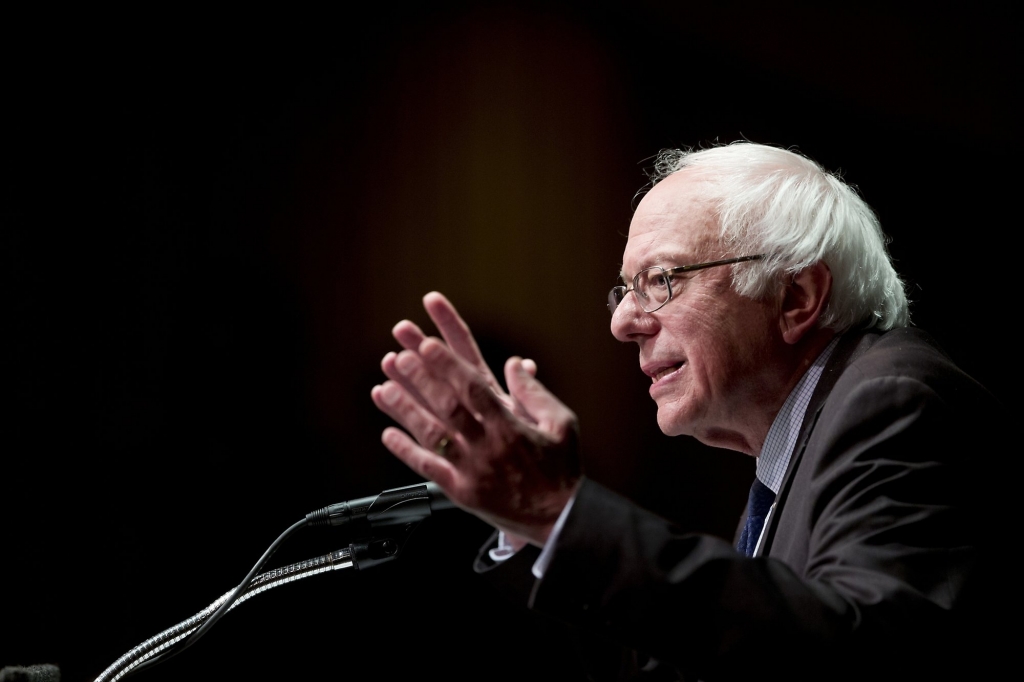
[622,171,720,275]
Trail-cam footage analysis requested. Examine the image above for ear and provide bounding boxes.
[779,261,832,345]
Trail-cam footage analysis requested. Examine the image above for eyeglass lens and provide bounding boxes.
[607,287,625,313]
[637,268,671,309]
[607,267,672,315]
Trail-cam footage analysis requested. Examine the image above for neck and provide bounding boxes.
[721,327,838,457]
[786,327,837,386]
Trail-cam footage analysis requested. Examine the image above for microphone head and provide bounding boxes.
[425,481,457,511]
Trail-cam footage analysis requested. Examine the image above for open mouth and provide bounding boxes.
[652,363,684,383]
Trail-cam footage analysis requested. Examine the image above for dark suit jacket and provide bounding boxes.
[475,327,1012,681]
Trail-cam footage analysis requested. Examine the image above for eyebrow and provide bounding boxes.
[619,250,698,281]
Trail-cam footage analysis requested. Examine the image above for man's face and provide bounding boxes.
[611,170,783,454]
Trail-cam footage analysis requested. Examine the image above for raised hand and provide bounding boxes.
[370,292,581,546]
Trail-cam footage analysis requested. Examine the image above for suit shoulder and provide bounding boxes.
[836,327,997,406]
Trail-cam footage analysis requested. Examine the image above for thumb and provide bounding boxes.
[505,357,575,434]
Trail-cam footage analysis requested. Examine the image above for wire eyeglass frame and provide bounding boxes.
[607,254,766,315]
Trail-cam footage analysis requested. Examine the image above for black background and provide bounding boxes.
[3,3,1016,681]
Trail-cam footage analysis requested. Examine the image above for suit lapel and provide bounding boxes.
[755,330,878,557]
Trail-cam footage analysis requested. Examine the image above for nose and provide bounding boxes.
[610,290,656,343]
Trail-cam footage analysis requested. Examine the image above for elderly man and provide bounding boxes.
[369,142,1007,681]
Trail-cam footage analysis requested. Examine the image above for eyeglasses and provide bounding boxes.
[607,254,766,315]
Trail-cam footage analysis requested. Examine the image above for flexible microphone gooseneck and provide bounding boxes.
[96,480,455,682]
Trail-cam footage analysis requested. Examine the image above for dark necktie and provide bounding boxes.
[737,477,776,557]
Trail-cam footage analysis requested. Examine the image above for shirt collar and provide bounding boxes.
[756,335,841,494]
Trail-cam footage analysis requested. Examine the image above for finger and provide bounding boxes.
[382,351,431,409]
[418,337,509,427]
[392,348,486,440]
[505,356,576,435]
[371,381,453,454]
[380,426,460,492]
[382,350,452,422]
[503,357,539,424]
[392,319,427,351]
[422,292,504,391]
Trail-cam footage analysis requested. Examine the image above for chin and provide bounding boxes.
[655,405,693,437]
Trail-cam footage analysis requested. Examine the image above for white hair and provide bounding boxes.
[648,142,909,332]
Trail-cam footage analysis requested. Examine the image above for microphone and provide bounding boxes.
[305,480,455,530]
[305,481,457,570]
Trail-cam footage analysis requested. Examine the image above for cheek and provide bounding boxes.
[715,312,777,386]
[677,303,730,371]
[683,307,763,392]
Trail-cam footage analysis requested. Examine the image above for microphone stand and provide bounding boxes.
[94,481,454,682]
[94,546,356,682]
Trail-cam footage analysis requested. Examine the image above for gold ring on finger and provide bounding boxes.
[434,435,452,458]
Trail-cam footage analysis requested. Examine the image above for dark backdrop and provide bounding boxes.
[3,3,1016,681]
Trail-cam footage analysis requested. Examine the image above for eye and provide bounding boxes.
[641,269,671,292]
